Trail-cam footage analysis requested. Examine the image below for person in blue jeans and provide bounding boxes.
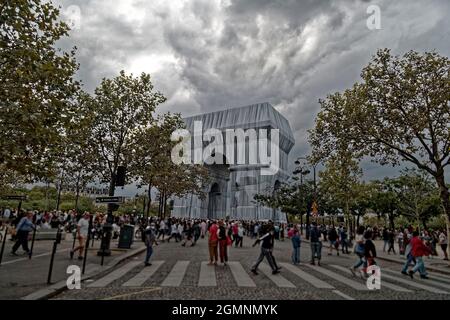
[144,223,158,266]
[401,241,416,275]
[350,226,366,276]
[291,227,301,264]
[309,222,322,266]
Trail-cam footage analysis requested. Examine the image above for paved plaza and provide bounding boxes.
[45,235,450,301]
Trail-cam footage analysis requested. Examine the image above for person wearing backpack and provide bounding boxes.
[309,222,322,266]
[328,226,339,256]
[361,230,377,278]
[349,226,366,276]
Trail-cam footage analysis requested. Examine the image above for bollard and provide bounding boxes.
[29,227,37,259]
[72,228,77,250]
[47,228,62,284]
[100,231,105,266]
[0,225,8,265]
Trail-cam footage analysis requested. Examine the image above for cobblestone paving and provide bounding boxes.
[53,236,450,300]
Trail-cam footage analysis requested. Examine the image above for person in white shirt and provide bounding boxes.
[3,208,11,219]
[70,212,90,260]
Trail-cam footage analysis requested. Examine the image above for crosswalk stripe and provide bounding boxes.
[332,290,355,300]
[88,261,141,288]
[198,262,217,287]
[122,261,165,287]
[425,271,450,284]
[303,264,367,291]
[228,261,256,287]
[383,269,450,291]
[280,263,334,289]
[258,263,296,288]
[330,265,412,293]
[161,261,190,287]
[380,271,448,294]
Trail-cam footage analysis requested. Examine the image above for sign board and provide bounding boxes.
[3,195,27,201]
[95,196,125,204]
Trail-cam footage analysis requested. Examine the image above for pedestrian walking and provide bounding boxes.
[361,230,377,278]
[208,220,219,265]
[438,230,448,260]
[251,225,280,275]
[387,229,396,254]
[10,211,35,256]
[340,227,349,254]
[291,227,301,264]
[408,231,431,279]
[144,223,158,266]
[328,226,339,256]
[382,228,388,252]
[70,212,90,260]
[309,222,322,266]
[235,223,244,248]
[401,237,416,276]
[217,220,228,266]
[350,226,366,276]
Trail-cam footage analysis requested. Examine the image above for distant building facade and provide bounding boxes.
[171,103,295,222]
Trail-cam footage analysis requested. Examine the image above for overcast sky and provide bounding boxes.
[55,0,450,188]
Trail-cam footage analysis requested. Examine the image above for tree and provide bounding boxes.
[56,92,97,211]
[368,178,400,229]
[317,151,362,233]
[0,0,80,177]
[310,49,450,224]
[129,112,209,218]
[88,71,166,198]
[392,169,442,231]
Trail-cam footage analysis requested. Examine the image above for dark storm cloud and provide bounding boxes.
[54,0,450,180]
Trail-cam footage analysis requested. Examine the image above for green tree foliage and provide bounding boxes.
[309,49,450,220]
[88,71,166,196]
[0,0,80,177]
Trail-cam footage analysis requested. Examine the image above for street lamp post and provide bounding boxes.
[294,156,318,240]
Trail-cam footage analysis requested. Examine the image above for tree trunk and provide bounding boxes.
[389,214,395,230]
[435,172,450,225]
[75,176,80,212]
[146,184,151,217]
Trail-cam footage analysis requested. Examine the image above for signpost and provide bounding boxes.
[95,196,125,204]
[96,196,124,257]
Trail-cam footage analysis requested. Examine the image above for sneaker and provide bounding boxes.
[10,252,18,256]
[350,267,356,276]
[401,271,408,276]
[145,262,152,267]
[251,269,258,275]
[408,270,414,279]
[272,270,280,275]
[420,275,429,279]
[310,261,315,265]
[69,250,74,259]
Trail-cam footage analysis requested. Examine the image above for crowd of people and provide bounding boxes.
[1,207,449,281]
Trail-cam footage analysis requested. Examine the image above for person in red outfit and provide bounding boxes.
[408,231,431,279]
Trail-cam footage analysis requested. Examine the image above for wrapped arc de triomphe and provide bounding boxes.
[170,102,295,222]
